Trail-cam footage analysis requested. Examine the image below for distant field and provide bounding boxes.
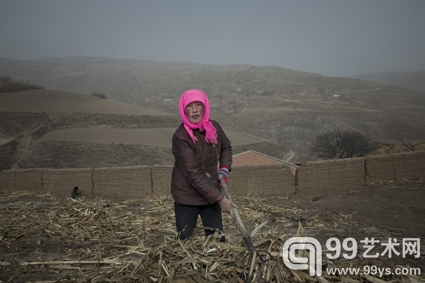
[0,88,276,171]
[0,89,171,116]
[36,127,263,148]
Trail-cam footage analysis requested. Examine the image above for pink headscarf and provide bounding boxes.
[179,89,217,144]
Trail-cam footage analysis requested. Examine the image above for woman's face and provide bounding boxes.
[185,101,205,124]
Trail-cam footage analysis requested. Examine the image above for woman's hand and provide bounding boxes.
[218,197,238,218]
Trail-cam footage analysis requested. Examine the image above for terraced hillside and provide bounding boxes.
[1,57,424,159]
[0,89,292,171]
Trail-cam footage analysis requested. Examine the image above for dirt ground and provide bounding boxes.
[0,179,424,282]
[276,179,425,270]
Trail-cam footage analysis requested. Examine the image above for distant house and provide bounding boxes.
[232,150,298,175]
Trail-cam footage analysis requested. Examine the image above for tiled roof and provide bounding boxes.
[232,150,288,167]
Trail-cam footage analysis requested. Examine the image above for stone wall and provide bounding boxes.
[1,150,424,200]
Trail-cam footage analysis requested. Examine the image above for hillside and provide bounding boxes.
[0,89,291,171]
[1,57,425,165]
[0,89,171,116]
[353,70,425,93]
[0,76,44,93]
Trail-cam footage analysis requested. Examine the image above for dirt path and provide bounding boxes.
[0,135,13,146]
[282,148,299,163]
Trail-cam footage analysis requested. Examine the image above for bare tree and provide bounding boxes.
[0,76,12,83]
[310,129,377,159]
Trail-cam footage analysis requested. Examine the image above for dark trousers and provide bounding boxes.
[174,202,224,241]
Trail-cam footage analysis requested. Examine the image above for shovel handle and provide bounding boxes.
[219,177,256,252]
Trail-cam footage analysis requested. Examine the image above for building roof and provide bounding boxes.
[232,150,297,167]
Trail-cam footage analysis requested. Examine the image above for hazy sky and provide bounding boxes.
[1,0,424,77]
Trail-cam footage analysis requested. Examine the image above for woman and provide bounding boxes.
[171,89,238,241]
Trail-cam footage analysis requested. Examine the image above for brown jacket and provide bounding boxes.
[171,120,232,206]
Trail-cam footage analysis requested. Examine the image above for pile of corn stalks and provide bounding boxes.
[0,191,422,282]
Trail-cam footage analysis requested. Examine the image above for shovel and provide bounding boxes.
[220,177,285,282]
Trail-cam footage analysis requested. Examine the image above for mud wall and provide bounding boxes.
[0,150,424,200]
[296,157,365,196]
[295,150,425,201]
[0,165,294,200]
